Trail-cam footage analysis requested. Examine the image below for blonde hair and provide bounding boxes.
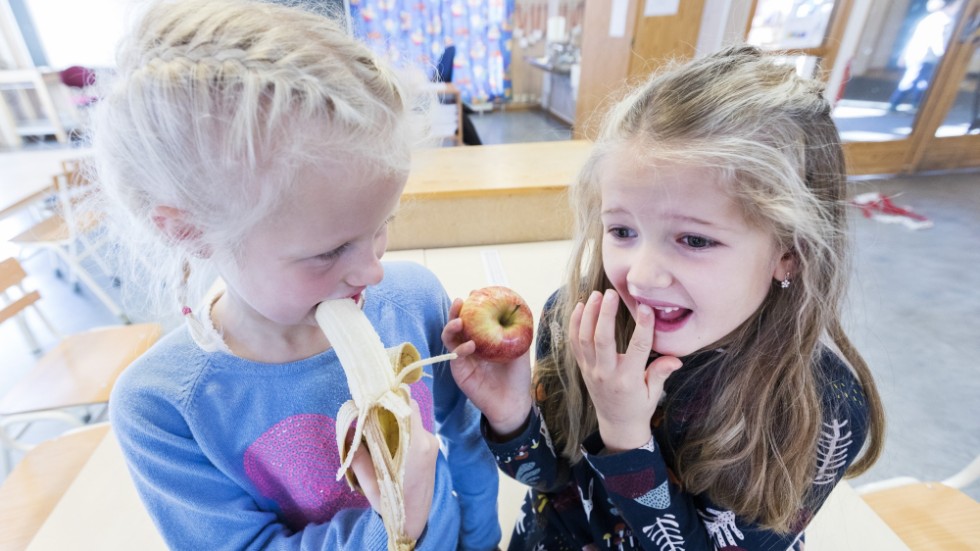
[87,0,423,338]
[536,45,884,532]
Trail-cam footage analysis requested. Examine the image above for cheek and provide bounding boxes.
[723,263,775,321]
[375,227,390,257]
[601,246,621,286]
[601,248,633,304]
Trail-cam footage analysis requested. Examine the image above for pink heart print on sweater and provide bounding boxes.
[243,380,434,529]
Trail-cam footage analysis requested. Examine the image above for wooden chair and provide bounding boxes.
[0,257,161,474]
[858,454,980,550]
[0,423,110,551]
[8,167,128,323]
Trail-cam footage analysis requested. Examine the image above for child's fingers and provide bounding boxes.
[592,290,620,371]
[451,339,477,358]
[568,300,587,363]
[448,297,464,320]
[645,354,683,390]
[408,398,425,433]
[349,439,380,512]
[441,316,471,351]
[405,399,438,476]
[575,291,603,365]
[626,303,655,360]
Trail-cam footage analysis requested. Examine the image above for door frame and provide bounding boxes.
[746,0,980,175]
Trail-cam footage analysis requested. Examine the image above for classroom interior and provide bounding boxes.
[1,0,979,549]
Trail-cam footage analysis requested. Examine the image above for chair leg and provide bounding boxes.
[0,410,86,475]
[12,313,42,356]
[74,234,121,288]
[28,302,61,341]
[48,247,130,323]
[942,454,980,490]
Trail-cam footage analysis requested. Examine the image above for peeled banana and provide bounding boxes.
[315,298,455,550]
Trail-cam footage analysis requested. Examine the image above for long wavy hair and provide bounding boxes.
[535,45,884,532]
[86,0,428,344]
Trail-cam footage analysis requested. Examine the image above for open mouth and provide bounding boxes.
[652,306,691,332]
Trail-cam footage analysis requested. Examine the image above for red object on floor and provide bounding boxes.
[850,192,933,230]
[854,194,929,221]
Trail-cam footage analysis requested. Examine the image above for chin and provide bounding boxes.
[652,341,695,358]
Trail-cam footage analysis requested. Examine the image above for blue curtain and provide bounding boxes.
[349,0,514,104]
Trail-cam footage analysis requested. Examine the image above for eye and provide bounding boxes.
[376,215,395,237]
[680,234,716,249]
[316,242,350,262]
[607,226,637,240]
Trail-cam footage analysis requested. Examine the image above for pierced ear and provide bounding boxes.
[772,249,798,283]
[151,206,212,258]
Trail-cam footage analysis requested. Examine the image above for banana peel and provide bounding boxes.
[315,299,455,550]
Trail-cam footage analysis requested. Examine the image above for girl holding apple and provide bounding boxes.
[89,0,501,548]
[443,45,885,550]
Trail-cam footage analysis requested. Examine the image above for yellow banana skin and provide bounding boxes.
[316,299,455,550]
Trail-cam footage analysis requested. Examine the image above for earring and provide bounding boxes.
[780,273,791,289]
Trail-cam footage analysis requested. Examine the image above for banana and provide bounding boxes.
[315,298,455,550]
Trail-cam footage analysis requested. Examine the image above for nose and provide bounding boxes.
[626,244,672,294]
[346,242,385,288]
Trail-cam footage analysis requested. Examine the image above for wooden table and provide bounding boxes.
[388,140,593,250]
[0,424,110,551]
[0,148,90,222]
[5,427,167,551]
[863,483,980,550]
[0,180,53,223]
[0,323,162,417]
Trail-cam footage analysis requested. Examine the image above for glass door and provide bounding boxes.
[747,0,978,174]
[912,0,980,171]
[745,0,851,81]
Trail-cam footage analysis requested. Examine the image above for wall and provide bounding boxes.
[509,0,549,106]
[24,0,130,70]
[0,0,31,68]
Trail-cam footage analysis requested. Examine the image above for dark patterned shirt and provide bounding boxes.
[485,294,870,551]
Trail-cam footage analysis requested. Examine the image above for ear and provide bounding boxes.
[772,249,798,284]
[151,206,212,258]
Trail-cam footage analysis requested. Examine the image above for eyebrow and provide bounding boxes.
[667,213,721,227]
[601,208,721,228]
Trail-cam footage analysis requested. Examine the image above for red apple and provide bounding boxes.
[458,286,534,361]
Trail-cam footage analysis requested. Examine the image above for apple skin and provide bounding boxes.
[459,286,534,362]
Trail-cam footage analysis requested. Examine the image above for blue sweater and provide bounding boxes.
[488,294,871,550]
[110,262,501,550]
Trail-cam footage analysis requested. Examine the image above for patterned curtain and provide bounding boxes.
[349,0,514,104]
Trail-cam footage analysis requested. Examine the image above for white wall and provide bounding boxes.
[0,0,31,68]
[695,0,755,56]
[24,0,132,69]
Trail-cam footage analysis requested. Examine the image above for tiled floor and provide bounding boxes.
[469,106,573,145]
[2,110,979,509]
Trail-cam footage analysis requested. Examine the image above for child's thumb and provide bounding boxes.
[645,355,682,386]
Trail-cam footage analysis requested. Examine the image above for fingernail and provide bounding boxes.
[604,289,617,302]
[637,303,652,319]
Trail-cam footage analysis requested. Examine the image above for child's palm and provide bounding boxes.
[442,299,532,437]
[570,291,681,453]
[350,400,437,540]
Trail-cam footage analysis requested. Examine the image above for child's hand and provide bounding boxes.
[570,289,682,454]
[350,400,438,541]
[442,297,533,439]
